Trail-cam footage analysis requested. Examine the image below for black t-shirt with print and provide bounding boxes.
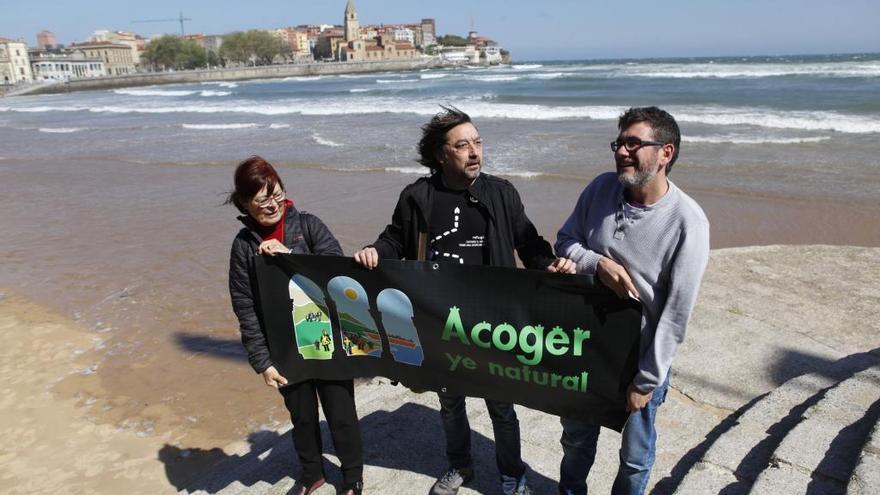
[428,185,489,265]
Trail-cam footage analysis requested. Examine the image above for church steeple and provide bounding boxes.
[344,0,359,42]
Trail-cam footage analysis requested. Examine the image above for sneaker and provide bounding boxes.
[502,475,531,495]
[340,480,364,495]
[429,467,474,495]
[287,477,326,495]
[508,484,532,495]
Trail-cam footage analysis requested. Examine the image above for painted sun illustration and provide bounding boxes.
[344,287,358,301]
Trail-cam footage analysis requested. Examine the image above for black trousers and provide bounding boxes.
[280,379,364,485]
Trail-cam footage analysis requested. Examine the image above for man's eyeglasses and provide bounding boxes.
[253,191,285,209]
[610,137,666,153]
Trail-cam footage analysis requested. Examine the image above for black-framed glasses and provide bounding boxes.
[610,137,666,153]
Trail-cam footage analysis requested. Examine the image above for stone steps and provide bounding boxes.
[673,350,880,495]
[180,355,880,495]
[749,364,880,494]
[847,417,880,495]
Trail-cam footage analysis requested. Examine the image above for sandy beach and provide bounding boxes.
[1,156,879,493]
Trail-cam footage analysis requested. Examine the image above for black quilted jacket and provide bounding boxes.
[228,206,342,373]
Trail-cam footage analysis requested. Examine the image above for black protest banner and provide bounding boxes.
[255,254,641,430]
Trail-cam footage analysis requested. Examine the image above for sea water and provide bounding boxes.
[1,53,878,201]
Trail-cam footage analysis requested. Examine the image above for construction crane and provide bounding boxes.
[131,12,192,36]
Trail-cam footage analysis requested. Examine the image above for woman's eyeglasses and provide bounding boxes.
[253,191,285,209]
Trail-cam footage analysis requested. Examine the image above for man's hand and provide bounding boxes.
[261,366,288,389]
[258,239,290,256]
[547,257,577,274]
[597,256,640,299]
[353,246,380,269]
[625,383,653,412]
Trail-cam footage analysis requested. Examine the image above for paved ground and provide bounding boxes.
[182,245,880,495]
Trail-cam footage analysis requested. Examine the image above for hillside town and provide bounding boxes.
[0,0,508,87]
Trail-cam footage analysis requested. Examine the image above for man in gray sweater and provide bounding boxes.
[555,107,710,495]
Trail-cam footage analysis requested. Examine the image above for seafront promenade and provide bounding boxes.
[1,58,450,97]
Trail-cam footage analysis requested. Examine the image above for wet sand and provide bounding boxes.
[1,156,879,491]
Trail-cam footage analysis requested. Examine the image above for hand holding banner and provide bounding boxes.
[255,255,641,430]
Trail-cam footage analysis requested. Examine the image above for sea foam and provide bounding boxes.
[113,89,196,97]
[38,127,85,133]
[686,135,831,144]
[181,123,260,130]
[312,133,343,147]
[5,100,879,134]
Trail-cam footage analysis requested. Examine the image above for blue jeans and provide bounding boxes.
[558,377,670,495]
[438,393,527,492]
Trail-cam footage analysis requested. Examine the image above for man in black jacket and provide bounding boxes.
[354,107,574,495]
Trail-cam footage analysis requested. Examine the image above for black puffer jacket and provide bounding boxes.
[372,172,555,269]
[228,206,342,373]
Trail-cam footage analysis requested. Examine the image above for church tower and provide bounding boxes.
[344,0,360,42]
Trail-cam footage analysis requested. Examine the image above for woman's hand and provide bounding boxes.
[258,239,290,256]
[353,246,380,269]
[261,366,289,388]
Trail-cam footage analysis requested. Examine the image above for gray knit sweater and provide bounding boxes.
[556,172,710,392]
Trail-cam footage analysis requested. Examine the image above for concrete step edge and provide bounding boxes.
[750,365,880,494]
[672,351,879,495]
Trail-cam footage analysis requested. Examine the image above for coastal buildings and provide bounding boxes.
[88,30,143,68]
[202,35,224,55]
[437,45,481,64]
[0,38,33,84]
[0,0,506,87]
[30,49,106,80]
[36,30,58,50]
[290,29,311,60]
[421,19,436,47]
[336,0,419,62]
[70,41,136,76]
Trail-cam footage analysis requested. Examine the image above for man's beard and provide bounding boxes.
[464,162,481,180]
[618,161,658,188]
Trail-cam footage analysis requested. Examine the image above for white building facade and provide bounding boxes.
[392,28,415,45]
[30,50,106,80]
[0,38,33,84]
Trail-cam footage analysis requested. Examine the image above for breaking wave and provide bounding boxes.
[4,101,879,133]
[686,135,832,144]
[38,127,85,133]
[180,123,260,130]
[312,133,343,147]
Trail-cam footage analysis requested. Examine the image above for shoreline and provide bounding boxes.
[2,58,456,97]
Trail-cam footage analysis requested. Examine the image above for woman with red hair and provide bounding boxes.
[227,156,363,495]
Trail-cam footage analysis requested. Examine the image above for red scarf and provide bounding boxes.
[248,198,294,243]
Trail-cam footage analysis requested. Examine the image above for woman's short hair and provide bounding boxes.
[227,156,285,213]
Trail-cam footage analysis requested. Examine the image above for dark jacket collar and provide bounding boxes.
[417,172,494,221]
[236,203,299,242]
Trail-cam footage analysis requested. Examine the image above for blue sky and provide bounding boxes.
[1,0,878,60]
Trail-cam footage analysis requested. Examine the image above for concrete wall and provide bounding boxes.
[6,58,447,96]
